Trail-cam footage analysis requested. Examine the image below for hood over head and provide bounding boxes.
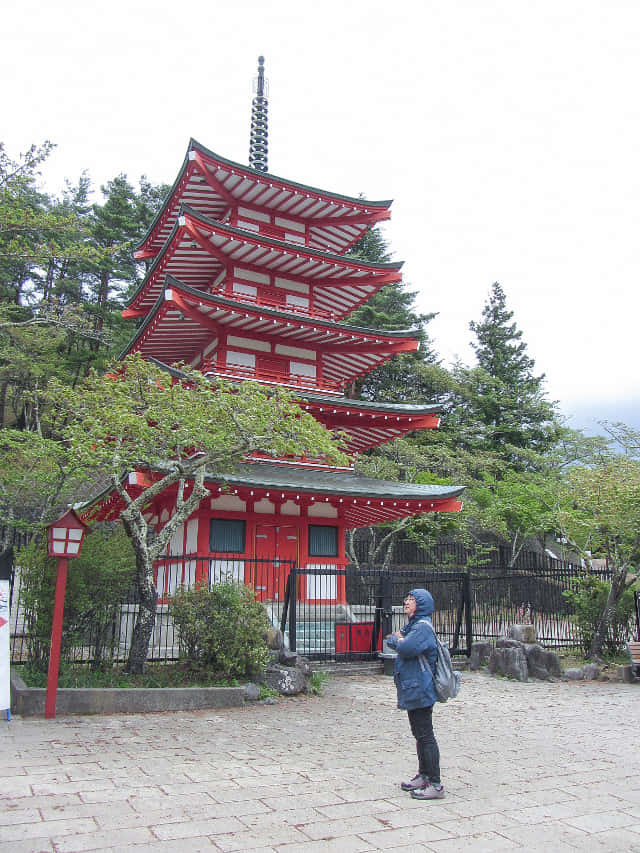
[409,588,434,619]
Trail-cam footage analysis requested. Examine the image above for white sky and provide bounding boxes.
[3,0,639,431]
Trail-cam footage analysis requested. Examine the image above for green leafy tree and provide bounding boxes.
[563,574,636,656]
[472,470,557,565]
[555,454,640,659]
[0,429,84,554]
[49,354,348,673]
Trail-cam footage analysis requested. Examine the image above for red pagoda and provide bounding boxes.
[96,59,463,613]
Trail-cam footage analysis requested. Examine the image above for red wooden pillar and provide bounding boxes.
[45,558,69,719]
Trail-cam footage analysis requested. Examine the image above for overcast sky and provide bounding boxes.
[3,1,639,432]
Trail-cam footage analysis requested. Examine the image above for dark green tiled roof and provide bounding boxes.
[211,461,464,501]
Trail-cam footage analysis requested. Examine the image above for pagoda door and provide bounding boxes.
[254,523,298,601]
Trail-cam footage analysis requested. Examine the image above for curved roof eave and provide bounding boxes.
[144,358,441,417]
[126,203,403,311]
[120,276,421,359]
[162,276,421,338]
[208,461,464,501]
[135,137,393,253]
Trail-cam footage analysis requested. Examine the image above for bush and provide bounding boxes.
[18,523,136,671]
[168,582,271,679]
[563,575,636,656]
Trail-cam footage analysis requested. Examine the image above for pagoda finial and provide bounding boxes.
[249,55,269,172]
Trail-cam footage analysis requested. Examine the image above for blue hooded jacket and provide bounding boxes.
[385,588,438,710]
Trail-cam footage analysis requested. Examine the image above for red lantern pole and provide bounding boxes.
[44,509,88,720]
[45,557,69,719]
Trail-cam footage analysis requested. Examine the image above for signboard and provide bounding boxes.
[0,577,9,714]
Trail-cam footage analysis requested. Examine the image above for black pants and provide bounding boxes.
[407,706,440,785]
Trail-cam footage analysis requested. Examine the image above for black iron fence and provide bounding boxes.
[10,556,294,667]
[280,566,471,661]
[350,534,577,572]
[9,553,630,667]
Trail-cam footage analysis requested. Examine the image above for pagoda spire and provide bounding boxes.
[249,56,269,172]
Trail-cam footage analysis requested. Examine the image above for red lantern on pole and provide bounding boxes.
[45,509,89,719]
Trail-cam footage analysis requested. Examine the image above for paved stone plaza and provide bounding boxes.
[1,671,639,852]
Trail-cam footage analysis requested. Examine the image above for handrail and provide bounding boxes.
[201,361,344,395]
[216,286,337,322]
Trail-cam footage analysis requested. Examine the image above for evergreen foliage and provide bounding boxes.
[450,282,559,461]
[169,583,271,678]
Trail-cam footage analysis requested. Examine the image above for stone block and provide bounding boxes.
[470,641,493,670]
[488,645,528,681]
[619,664,636,683]
[508,624,537,643]
[10,671,245,716]
[524,644,562,680]
[496,638,524,649]
[243,682,261,701]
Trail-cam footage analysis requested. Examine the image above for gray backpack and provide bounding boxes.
[417,620,461,703]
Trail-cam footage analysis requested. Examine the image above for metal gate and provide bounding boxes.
[280,565,471,661]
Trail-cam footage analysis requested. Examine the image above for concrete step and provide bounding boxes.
[312,660,384,677]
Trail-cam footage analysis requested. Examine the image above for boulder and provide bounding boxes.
[278,650,312,676]
[278,649,299,666]
[563,668,584,680]
[488,644,528,681]
[263,626,284,651]
[470,641,493,670]
[264,662,309,695]
[582,663,600,680]
[524,644,562,680]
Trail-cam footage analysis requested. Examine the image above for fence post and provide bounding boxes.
[379,571,393,643]
[464,571,473,655]
[288,569,297,653]
[280,573,291,636]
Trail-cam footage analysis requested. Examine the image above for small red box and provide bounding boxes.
[335,621,382,653]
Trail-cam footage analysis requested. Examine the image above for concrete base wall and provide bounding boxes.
[10,672,246,717]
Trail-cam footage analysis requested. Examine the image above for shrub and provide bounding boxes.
[562,575,636,656]
[17,523,136,671]
[168,582,271,679]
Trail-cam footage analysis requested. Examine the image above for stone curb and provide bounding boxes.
[10,671,246,717]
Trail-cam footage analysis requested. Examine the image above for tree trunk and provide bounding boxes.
[120,510,158,675]
[0,379,8,429]
[125,552,157,674]
[588,565,628,660]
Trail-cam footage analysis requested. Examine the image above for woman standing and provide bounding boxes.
[385,588,445,800]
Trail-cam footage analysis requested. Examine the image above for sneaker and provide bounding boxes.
[400,773,428,792]
[410,784,445,800]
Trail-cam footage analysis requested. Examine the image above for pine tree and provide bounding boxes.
[345,226,441,402]
[453,282,559,462]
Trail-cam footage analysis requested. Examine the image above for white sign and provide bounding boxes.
[0,579,9,712]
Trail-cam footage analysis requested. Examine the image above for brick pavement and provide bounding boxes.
[1,672,639,852]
